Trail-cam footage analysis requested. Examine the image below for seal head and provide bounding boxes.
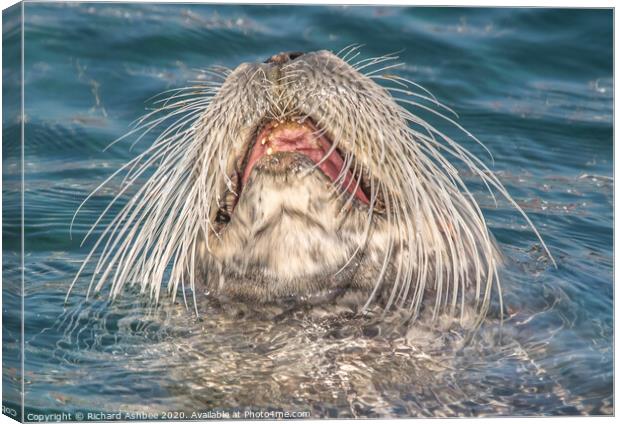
[72,49,554,325]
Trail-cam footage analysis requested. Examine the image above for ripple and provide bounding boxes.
[7,4,613,418]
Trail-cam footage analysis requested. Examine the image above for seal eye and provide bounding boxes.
[215,209,231,224]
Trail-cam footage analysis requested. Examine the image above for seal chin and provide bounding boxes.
[201,115,390,302]
[206,151,373,301]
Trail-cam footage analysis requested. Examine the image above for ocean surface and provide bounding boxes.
[2,3,613,419]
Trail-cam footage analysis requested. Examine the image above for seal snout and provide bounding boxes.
[78,49,517,321]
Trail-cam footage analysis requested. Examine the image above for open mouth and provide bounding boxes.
[214,118,382,226]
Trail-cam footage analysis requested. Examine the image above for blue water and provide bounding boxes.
[3,3,613,419]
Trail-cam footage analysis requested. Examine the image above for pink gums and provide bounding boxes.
[241,120,369,204]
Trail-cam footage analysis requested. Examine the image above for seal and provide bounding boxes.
[70,47,553,326]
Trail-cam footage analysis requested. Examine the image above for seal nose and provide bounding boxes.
[264,51,304,65]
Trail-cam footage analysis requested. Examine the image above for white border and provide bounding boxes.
[0,2,615,424]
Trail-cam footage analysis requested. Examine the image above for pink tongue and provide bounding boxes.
[242,122,369,204]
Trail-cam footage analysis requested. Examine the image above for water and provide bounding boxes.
[3,3,612,419]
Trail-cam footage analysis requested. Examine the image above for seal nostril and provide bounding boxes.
[264,51,305,64]
[287,51,304,61]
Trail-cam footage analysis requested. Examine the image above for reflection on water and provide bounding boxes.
[3,3,612,418]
